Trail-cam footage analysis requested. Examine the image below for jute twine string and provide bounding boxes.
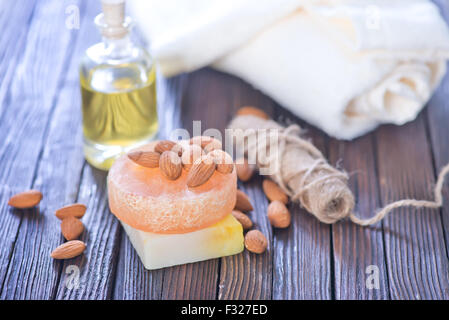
[349,163,449,226]
[229,115,449,226]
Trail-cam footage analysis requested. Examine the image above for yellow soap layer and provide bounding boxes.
[122,214,244,270]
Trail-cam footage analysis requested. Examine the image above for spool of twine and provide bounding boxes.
[228,114,449,226]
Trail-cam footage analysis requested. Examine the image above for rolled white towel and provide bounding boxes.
[129,0,449,139]
[128,0,303,76]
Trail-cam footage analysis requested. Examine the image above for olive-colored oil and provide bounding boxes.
[80,2,158,170]
[81,66,158,170]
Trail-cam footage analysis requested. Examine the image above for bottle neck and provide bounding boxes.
[102,34,133,59]
[95,13,134,59]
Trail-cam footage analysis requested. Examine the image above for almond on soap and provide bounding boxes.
[155,140,182,156]
[190,136,215,149]
[128,151,160,168]
[181,144,204,171]
[203,139,222,154]
[187,155,216,187]
[160,151,182,180]
[208,149,234,174]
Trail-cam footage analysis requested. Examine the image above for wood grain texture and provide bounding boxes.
[0,0,37,176]
[0,1,37,106]
[329,135,390,300]
[376,115,449,299]
[427,72,449,268]
[428,0,449,280]
[0,0,37,294]
[0,0,83,299]
[219,177,273,300]
[51,0,124,300]
[113,231,164,300]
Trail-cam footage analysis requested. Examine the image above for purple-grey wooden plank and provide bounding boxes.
[376,114,449,299]
[51,0,125,300]
[329,135,390,299]
[0,0,84,299]
[429,0,449,271]
[0,0,38,292]
[0,1,37,104]
[219,177,273,300]
[426,78,449,296]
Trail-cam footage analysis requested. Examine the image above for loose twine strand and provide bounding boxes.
[349,163,449,226]
[229,115,449,226]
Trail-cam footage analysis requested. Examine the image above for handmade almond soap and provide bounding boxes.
[107,141,244,270]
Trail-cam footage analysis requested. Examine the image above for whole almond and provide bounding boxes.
[50,240,86,259]
[190,136,215,149]
[235,189,254,212]
[203,138,222,154]
[209,149,234,174]
[236,106,270,120]
[232,210,253,230]
[235,158,254,182]
[262,180,289,204]
[61,217,84,240]
[8,190,43,209]
[181,144,204,171]
[244,230,267,254]
[186,155,216,188]
[159,151,182,180]
[128,151,160,168]
[267,200,291,228]
[55,203,87,220]
[155,140,182,156]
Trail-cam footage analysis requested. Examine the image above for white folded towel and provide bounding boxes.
[129,0,449,139]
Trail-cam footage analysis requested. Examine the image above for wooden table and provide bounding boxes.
[1,0,448,300]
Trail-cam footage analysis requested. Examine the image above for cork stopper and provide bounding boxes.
[98,0,129,39]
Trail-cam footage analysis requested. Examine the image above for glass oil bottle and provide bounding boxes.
[80,0,158,170]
